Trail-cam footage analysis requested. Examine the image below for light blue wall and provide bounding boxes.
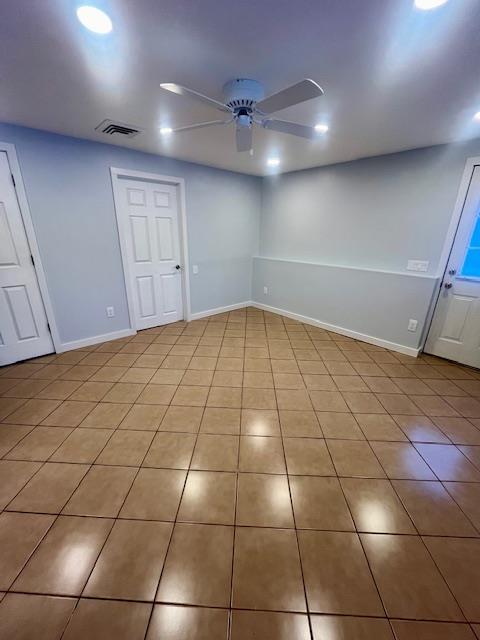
[0,124,261,344]
[254,141,480,351]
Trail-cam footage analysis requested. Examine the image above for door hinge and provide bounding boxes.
[11,173,16,187]
[30,254,35,266]
[47,322,51,333]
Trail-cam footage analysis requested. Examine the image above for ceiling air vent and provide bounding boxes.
[95,119,142,138]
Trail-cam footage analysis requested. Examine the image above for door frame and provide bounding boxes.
[424,155,480,352]
[0,141,61,353]
[110,167,192,329]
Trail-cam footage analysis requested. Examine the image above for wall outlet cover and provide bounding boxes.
[263,286,268,295]
[407,260,429,272]
[407,318,418,332]
[106,306,115,318]
[192,265,199,275]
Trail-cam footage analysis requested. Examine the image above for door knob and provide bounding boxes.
[448,269,456,276]
[175,264,182,270]
[444,282,453,289]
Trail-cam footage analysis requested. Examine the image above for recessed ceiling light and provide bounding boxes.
[267,157,280,167]
[76,6,113,34]
[159,127,173,135]
[473,112,480,122]
[414,0,448,10]
[314,123,329,134]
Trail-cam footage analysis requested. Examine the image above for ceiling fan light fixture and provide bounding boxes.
[267,157,280,167]
[76,6,113,34]
[314,123,329,134]
[473,112,480,122]
[414,0,448,10]
[159,127,173,135]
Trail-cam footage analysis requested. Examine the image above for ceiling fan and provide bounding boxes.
[159,78,324,153]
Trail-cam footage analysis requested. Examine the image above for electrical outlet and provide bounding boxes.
[263,286,268,295]
[407,260,429,272]
[192,265,199,275]
[106,306,115,318]
[408,318,418,332]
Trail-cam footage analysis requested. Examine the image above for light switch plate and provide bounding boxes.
[192,265,199,275]
[408,319,418,332]
[407,260,429,272]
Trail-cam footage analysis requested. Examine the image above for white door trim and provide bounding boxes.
[110,167,191,327]
[423,155,480,352]
[0,141,61,352]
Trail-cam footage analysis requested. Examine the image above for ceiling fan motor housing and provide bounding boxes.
[223,79,264,113]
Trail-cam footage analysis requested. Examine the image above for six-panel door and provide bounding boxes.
[119,178,184,330]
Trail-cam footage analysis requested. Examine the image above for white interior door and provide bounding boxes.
[425,165,480,368]
[117,177,184,330]
[0,152,53,365]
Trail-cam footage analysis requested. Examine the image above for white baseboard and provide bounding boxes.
[252,302,420,357]
[189,301,252,321]
[57,328,136,353]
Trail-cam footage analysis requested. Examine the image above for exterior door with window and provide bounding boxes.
[425,165,480,368]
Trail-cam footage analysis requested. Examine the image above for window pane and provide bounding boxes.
[470,215,480,247]
[461,247,480,277]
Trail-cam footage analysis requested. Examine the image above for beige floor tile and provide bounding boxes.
[279,410,322,438]
[376,393,421,415]
[147,604,229,640]
[162,355,191,369]
[84,519,172,601]
[216,357,243,371]
[362,376,402,393]
[191,434,239,471]
[272,359,301,373]
[309,390,349,412]
[444,482,480,530]
[79,402,130,428]
[5,426,71,461]
[4,398,61,425]
[177,470,236,525]
[0,512,54,589]
[393,480,477,536]
[391,620,477,640]
[290,476,354,530]
[276,389,312,411]
[0,423,34,457]
[62,599,151,640]
[231,610,310,640]
[69,381,113,402]
[207,386,242,408]
[303,374,336,391]
[232,527,306,611]
[120,367,156,383]
[361,533,462,620]
[244,357,272,372]
[356,413,408,441]
[160,405,203,433]
[432,417,480,445]
[200,407,240,434]
[89,366,129,382]
[284,437,335,475]
[137,384,177,405]
[2,378,50,399]
[239,435,285,473]
[298,530,383,615]
[120,468,185,521]
[0,593,77,640]
[211,370,241,387]
[458,444,480,468]
[31,364,73,380]
[143,432,196,469]
[95,429,153,465]
[342,391,386,414]
[311,615,394,639]
[35,379,83,400]
[42,400,96,427]
[50,428,112,463]
[327,440,385,478]
[119,404,167,430]
[62,465,136,517]
[242,387,277,409]
[444,396,480,418]
[332,375,369,392]
[393,378,437,395]
[182,369,215,386]
[157,523,233,607]
[150,369,184,385]
[242,409,280,435]
[424,537,480,621]
[272,373,304,389]
[236,473,293,527]
[102,382,145,403]
[7,462,89,513]
[0,460,42,509]
[414,443,480,481]
[172,385,209,407]
[409,395,460,417]
[392,414,451,443]
[317,411,364,439]
[12,515,113,595]
[371,442,436,479]
[341,477,415,533]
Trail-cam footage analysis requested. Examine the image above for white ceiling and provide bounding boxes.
[1,0,480,176]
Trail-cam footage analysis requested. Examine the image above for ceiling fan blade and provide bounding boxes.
[263,119,317,139]
[171,119,230,133]
[160,83,230,113]
[256,79,323,115]
[236,126,252,152]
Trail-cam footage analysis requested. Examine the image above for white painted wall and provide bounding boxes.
[254,141,480,351]
[0,124,261,347]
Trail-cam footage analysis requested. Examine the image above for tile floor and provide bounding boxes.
[0,307,479,639]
